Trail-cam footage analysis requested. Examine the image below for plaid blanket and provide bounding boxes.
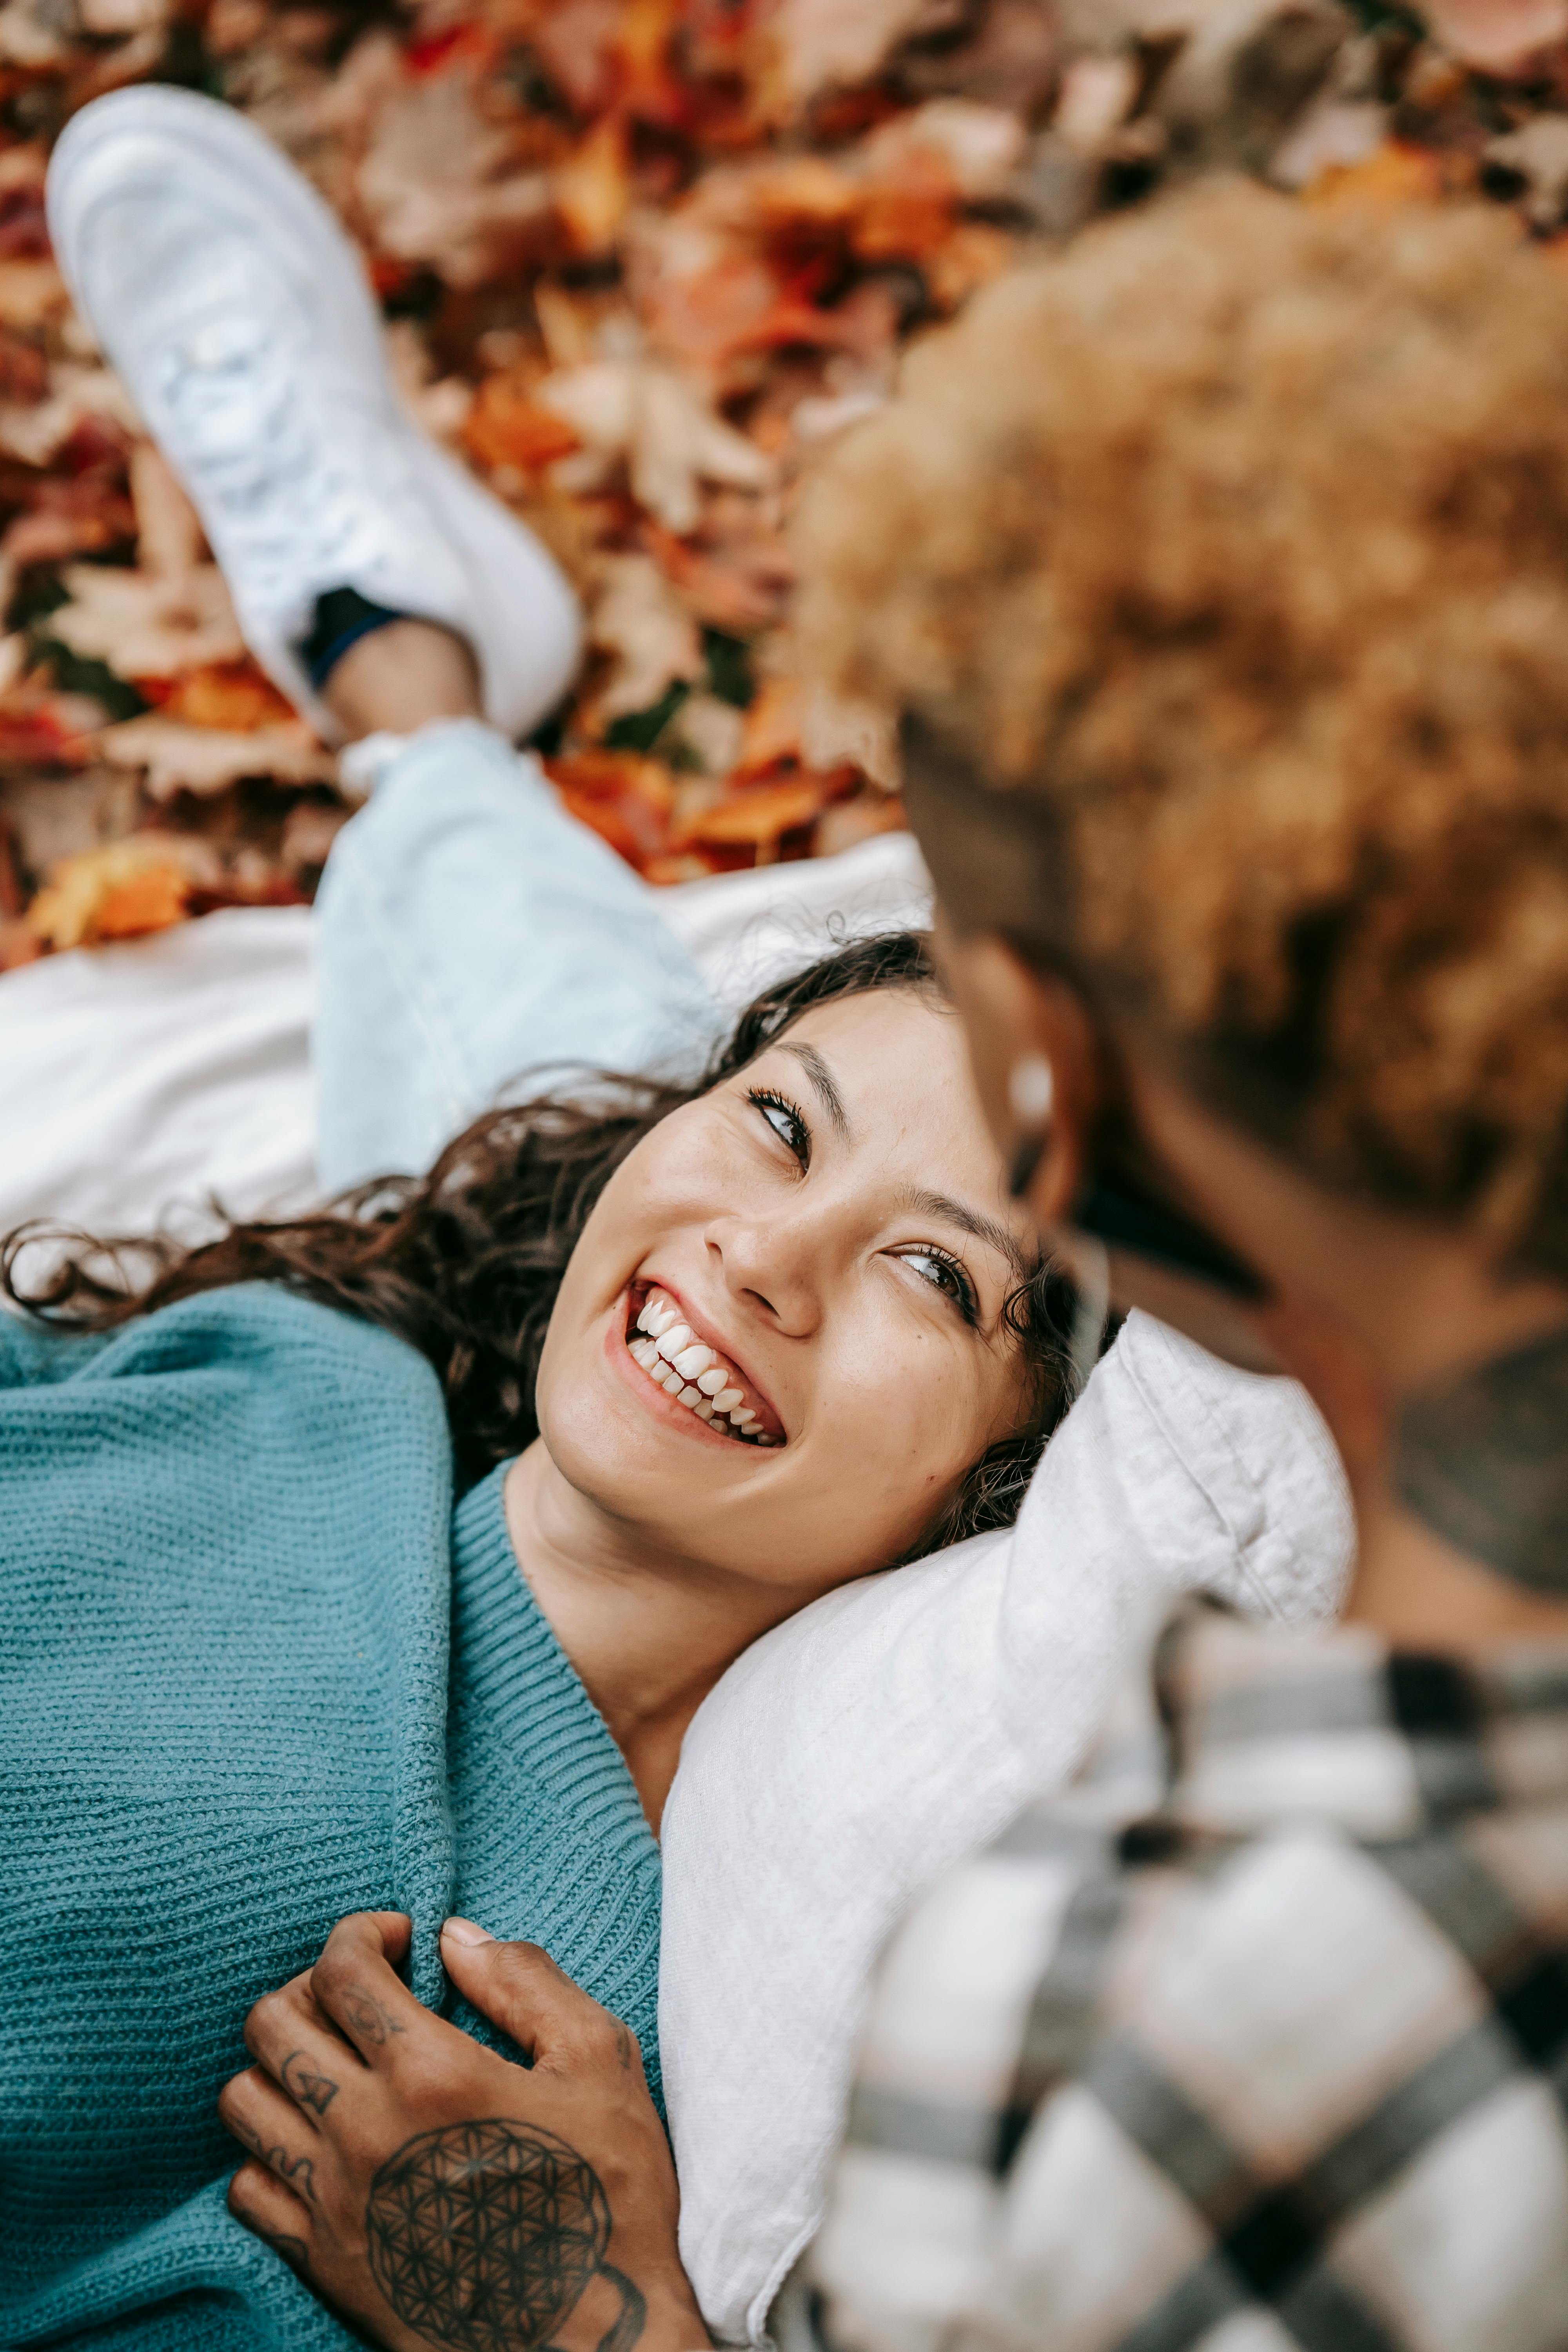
[806,1602,1568,2352]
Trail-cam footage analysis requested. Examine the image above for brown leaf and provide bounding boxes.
[79,0,172,32]
[1421,0,1568,74]
[646,520,792,635]
[98,717,337,800]
[129,442,204,578]
[588,551,704,721]
[0,916,40,969]
[0,765,141,877]
[544,746,676,868]
[49,561,244,680]
[462,375,583,473]
[0,363,140,467]
[798,681,899,790]
[735,675,804,775]
[140,660,298,731]
[759,0,937,117]
[532,0,625,116]
[863,99,1027,200]
[0,325,46,406]
[814,791,907,857]
[538,358,773,533]
[356,64,552,290]
[555,114,633,255]
[681,773,831,846]
[25,837,191,951]
[0,258,67,330]
[1304,139,1447,212]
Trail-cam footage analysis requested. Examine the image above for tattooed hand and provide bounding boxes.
[219,1912,710,2352]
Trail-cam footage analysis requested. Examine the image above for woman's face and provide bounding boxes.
[534,986,1041,1597]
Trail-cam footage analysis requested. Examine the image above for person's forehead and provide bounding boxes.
[776,990,995,1160]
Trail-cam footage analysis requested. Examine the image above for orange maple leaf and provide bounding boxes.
[462,376,583,473]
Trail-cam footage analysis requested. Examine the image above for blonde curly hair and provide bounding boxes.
[791,178,1568,1275]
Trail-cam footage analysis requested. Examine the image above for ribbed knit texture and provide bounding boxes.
[0,1284,660,2352]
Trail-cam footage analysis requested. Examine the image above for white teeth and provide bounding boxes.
[629,1303,778,1444]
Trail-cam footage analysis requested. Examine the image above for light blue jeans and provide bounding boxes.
[313,721,726,1192]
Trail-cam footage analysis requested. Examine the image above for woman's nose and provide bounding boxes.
[711,1201,830,1337]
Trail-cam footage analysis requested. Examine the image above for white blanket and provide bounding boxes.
[0,834,1354,2344]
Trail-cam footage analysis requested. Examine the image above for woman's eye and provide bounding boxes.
[748,1088,810,1169]
[897,1247,978,1324]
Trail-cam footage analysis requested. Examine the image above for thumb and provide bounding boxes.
[440,1919,632,2074]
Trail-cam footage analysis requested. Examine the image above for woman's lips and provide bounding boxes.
[622,1282,784,1445]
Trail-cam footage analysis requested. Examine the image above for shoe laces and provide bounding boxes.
[155,317,388,610]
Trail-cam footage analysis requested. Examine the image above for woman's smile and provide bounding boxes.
[604,1283,786,1453]
[623,1281,784,1445]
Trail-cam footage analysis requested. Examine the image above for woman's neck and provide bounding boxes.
[501,1441,817,1832]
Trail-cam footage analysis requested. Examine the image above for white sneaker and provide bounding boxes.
[47,86,581,744]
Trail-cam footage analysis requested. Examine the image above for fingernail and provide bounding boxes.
[442,1916,494,1947]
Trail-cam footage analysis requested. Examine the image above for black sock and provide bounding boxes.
[299,586,410,690]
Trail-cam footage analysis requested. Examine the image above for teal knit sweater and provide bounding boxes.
[0,1284,661,2352]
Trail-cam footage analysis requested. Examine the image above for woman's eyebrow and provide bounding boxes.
[780,1040,852,1142]
[902,1186,1033,1286]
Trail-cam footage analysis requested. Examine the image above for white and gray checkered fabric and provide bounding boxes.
[804,1605,1568,2352]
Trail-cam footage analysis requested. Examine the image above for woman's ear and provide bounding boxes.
[930,913,1102,1222]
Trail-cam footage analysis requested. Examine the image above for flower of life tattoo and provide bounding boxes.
[366,2119,645,2352]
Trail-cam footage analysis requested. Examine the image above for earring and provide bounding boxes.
[1009,1055,1055,1128]
[1007,1054,1054,1200]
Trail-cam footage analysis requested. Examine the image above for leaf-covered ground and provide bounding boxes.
[0,0,1561,964]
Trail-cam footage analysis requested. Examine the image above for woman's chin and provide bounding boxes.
[537,1314,766,1503]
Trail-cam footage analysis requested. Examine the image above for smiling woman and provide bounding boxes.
[0,922,1075,2352]
[14,931,1074,1823]
[0,83,1089,2352]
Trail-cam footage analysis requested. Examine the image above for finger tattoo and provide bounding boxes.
[281,2049,339,2114]
[341,1985,406,2045]
[256,2223,312,2277]
[232,2118,318,2205]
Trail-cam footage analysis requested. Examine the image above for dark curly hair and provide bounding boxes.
[4,932,1078,1560]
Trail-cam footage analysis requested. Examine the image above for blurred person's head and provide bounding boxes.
[793,180,1568,1637]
